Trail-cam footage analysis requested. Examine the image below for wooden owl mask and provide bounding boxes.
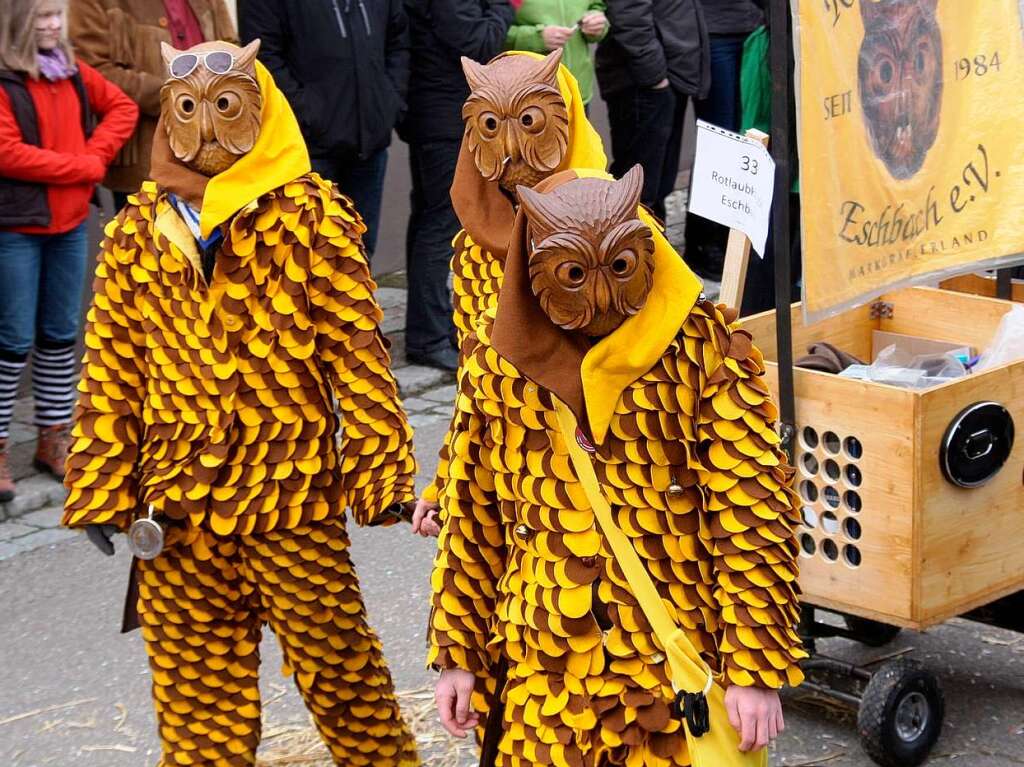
[461,50,570,194]
[858,0,942,179]
[518,166,655,338]
[159,40,262,177]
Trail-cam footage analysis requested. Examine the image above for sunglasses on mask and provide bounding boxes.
[169,50,235,78]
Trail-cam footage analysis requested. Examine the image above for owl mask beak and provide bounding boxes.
[593,272,613,315]
[500,123,519,169]
[199,101,217,143]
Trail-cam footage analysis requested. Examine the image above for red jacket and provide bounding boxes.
[0,61,138,234]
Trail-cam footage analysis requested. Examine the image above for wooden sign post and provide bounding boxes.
[718,129,770,309]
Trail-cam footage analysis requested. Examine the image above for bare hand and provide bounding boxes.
[435,668,479,738]
[542,25,575,50]
[725,685,784,752]
[580,11,607,37]
[411,498,441,537]
[652,77,670,90]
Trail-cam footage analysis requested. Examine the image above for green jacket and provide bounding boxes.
[505,0,607,105]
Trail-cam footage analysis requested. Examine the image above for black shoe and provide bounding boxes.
[407,346,459,372]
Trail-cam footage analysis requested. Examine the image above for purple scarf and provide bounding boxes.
[37,48,76,81]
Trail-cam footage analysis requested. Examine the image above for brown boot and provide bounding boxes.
[0,439,14,502]
[34,424,71,480]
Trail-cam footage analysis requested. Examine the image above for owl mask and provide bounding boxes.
[518,166,655,338]
[160,40,263,177]
[461,50,570,194]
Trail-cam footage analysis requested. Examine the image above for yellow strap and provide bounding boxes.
[555,398,712,695]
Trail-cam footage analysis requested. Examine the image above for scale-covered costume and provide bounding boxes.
[423,50,606,504]
[427,168,805,767]
[62,41,419,767]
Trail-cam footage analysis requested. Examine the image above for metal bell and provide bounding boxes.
[667,477,684,495]
[514,523,532,540]
[128,505,165,560]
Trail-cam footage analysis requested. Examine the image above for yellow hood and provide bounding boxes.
[150,60,311,238]
[199,60,311,238]
[542,51,607,173]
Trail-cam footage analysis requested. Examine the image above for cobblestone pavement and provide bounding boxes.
[1,278,1021,767]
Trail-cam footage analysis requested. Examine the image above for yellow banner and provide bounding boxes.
[795,0,1024,320]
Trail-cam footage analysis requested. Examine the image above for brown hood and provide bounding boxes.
[150,114,209,208]
[450,52,608,262]
[490,170,592,425]
[491,169,703,444]
[450,141,518,257]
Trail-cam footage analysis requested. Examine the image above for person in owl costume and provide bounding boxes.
[427,167,806,766]
[412,48,607,536]
[61,39,420,767]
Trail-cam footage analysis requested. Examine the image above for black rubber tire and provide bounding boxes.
[844,615,903,647]
[858,658,945,767]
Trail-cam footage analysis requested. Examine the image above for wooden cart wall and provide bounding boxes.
[741,288,1024,629]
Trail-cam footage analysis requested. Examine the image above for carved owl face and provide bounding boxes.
[462,51,570,194]
[519,166,655,337]
[160,40,263,177]
[858,0,943,179]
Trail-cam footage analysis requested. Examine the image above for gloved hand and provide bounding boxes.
[85,524,118,556]
[368,500,417,526]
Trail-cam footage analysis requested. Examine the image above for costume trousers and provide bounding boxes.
[136,519,419,767]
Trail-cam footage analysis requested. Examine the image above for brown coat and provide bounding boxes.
[69,0,237,193]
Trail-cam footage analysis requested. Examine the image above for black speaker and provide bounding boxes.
[940,402,1015,488]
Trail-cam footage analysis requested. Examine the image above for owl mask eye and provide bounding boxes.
[520,166,655,337]
[461,50,571,192]
[159,40,263,177]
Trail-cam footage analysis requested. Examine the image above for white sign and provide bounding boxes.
[688,120,775,258]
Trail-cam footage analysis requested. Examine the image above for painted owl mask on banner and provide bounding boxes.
[519,166,655,338]
[160,40,263,177]
[462,50,571,193]
[858,0,943,180]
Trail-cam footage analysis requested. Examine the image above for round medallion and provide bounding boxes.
[127,517,165,560]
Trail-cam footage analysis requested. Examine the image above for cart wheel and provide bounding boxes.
[843,615,903,647]
[858,658,945,767]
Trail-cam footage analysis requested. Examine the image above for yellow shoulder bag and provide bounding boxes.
[555,399,768,767]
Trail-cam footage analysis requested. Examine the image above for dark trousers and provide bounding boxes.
[312,148,389,257]
[606,86,688,222]
[741,192,802,317]
[686,33,748,257]
[112,190,130,214]
[405,140,459,356]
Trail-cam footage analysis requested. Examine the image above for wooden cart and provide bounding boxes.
[737,285,1024,766]
[940,273,1024,302]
